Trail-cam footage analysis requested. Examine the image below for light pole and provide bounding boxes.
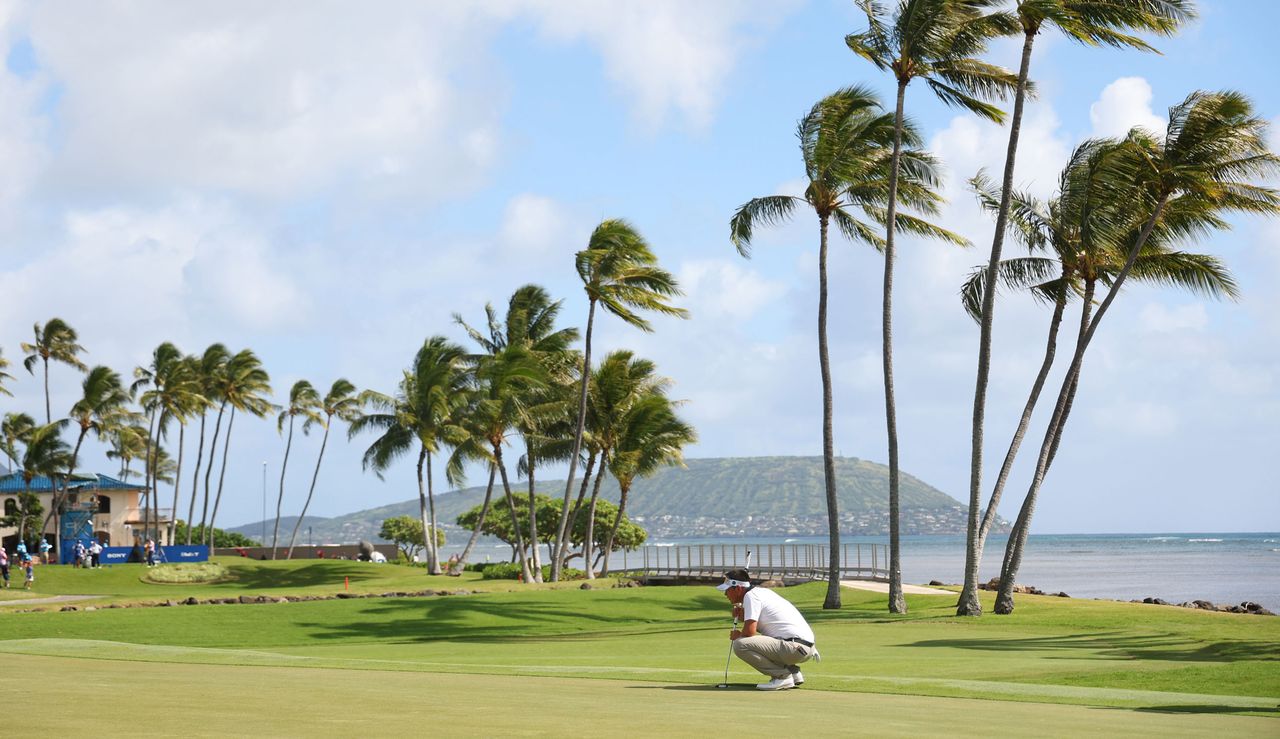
[261,461,267,549]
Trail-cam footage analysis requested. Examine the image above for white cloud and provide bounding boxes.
[1089,77,1165,139]
[499,193,570,255]
[677,258,786,321]
[513,0,797,130]
[1138,302,1208,333]
[27,2,504,201]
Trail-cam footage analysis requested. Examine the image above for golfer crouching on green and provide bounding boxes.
[719,568,819,691]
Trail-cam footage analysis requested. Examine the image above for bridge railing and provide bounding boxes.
[617,542,888,582]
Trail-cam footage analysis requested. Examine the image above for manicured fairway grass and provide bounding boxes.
[2,559,1277,733]
[3,653,1276,738]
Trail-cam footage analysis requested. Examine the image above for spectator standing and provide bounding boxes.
[39,538,51,564]
[0,547,10,588]
[89,539,103,568]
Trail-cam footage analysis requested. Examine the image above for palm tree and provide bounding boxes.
[19,421,71,548]
[847,0,1018,613]
[272,380,322,557]
[959,139,1240,609]
[2,412,36,473]
[995,92,1280,613]
[571,351,669,579]
[458,285,580,581]
[196,344,232,542]
[448,391,498,569]
[599,394,696,576]
[957,0,1195,618]
[206,349,274,546]
[730,87,964,608]
[0,347,13,400]
[21,318,89,424]
[351,338,468,574]
[156,356,204,544]
[107,423,148,483]
[559,219,688,575]
[285,379,360,559]
[453,332,547,581]
[44,365,131,543]
[134,342,191,545]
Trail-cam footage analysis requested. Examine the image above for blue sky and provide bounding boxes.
[1,1,1276,535]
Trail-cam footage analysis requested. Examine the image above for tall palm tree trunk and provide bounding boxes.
[959,28,1038,617]
[996,279,1095,612]
[42,358,51,425]
[272,417,296,558]
[285,416,332,559]
[185,413,207,544]
[412,447,435,572]
[996,198,1169,613]
[816,212,841,609]
[142,405,159,545]
[458,462,498,565]
[975,290,1067,560]
[555,300,597,580]
[42,430,89,560]
[883,80,908,614]
[494,445,532,581]
[426,450,441,574]
[20,481,31,544]
[526,440,542,582]
[207,407,236,546]
[199,402,228,539]
[600,481,636,577]
[168,423,185,544]
[152,412,167,544]
[555,450,596,575]
[582,464,608,580]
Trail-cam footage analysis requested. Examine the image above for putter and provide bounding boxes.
[715,550,751,689]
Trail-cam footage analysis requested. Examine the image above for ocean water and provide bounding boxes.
[640,532,1280,612]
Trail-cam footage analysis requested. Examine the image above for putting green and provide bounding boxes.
[1,652,1275,737]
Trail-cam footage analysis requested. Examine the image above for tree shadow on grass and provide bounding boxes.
[222,561,382,590]
[295,592,719,645]
[1129,704,1280,715]
[627,684,756,691]
[904,632,1280,662]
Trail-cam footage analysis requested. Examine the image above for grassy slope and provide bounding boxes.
[2,559,1277,719]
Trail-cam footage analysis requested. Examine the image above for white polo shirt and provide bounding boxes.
[742,586,815,643]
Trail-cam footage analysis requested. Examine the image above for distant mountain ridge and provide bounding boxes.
[229,456,1008,544]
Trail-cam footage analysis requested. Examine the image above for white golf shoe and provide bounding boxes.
[790,669,804,686]
[755,675,795,691]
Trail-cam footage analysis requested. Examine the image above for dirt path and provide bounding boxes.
[841,580,954,596]
[0,594,99,608]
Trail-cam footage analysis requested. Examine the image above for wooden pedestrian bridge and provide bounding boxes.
[612,542,889,585]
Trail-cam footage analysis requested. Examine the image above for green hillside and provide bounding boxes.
[231,456,1006,543]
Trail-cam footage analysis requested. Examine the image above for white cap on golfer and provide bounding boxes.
[716,568,752,591]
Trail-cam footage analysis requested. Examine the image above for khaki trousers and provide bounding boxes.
[732,635,814,679]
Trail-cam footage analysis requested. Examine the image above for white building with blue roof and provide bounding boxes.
[1,470,165,557]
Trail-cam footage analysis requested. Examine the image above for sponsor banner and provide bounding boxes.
[163,546,209,562]
[98,546,209,564]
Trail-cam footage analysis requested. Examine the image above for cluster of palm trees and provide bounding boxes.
[735,0,1277,615]
[0,322,293,552]
[0,222,695,578]
[352,220,694,581]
